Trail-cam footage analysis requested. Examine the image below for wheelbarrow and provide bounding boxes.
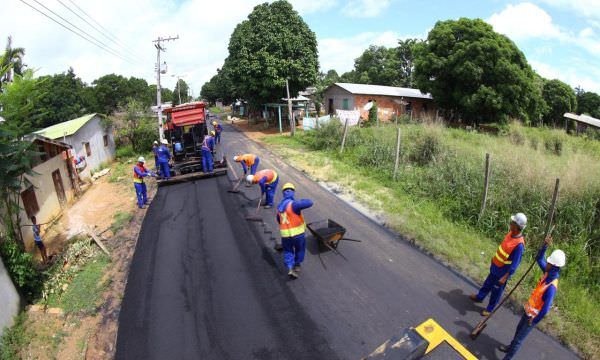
[306,219,361,266]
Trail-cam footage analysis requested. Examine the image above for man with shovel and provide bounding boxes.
[470,213,527,316]
[246,169,278,209]
[498,236,565,359]
[233,153,260,176]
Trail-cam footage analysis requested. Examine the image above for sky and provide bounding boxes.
[2,0,600,95]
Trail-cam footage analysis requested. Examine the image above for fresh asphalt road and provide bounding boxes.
[115,123,579,360]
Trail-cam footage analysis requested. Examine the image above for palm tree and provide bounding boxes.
[0,36,26,87]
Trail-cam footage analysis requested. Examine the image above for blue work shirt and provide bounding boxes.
[202,136,215,152]
[214,124,223,133]
[32,224,41,243]
[156,145,171,163]
[134,164,152,180]
[276,192,314,225]
[490,241,524,277]
[532,245,560,325]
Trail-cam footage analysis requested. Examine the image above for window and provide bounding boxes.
[21,186,39,218]
[103,135,109,147]
[342,98,349,110]
[84,142,92,157]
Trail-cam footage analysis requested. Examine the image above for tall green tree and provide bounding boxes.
[172,78,190,105]
[542,79,577,127]
[34,68,89,128]
[413,18,544,125]
[396,38,421,87]
[0,36,26,87]
[576,91,600,118]
[201,67,236,104]
[91,74,129,114]
[224,0,319,107]
[0,70,43,136]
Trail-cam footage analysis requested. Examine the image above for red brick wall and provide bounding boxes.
[354,95,435,121]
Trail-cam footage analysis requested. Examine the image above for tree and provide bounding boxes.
[115,99,156,152]
[224,0,319,107]
[313,69,340,113]
[172,78,190,105]
[413,18,544,125]
[0,70,43,136]
[542,79,577,127]
[91,74,129,114]
[576,91,600,118]
[0,36,26,87]
[34,68,89,128]
[396,39,421,87]
[201,67,236,104]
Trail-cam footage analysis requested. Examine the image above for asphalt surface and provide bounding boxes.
[115,122,579,360]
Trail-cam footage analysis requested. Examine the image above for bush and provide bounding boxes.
[115,145,135,160]
[508,127,526,146]
[0,313,27,360]
[410,129,443,165]
[302,118,343,150]
[0,238,42,302]
[544,133,564,155]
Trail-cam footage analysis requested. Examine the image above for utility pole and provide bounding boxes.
[153,35,179,141]
[286,79,294,136]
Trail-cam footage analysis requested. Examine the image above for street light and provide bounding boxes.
[171,74,187,104]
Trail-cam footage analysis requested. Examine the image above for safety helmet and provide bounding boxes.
[153,140,158,145]
[212,121,217,125]
[282,182,295,191]
[547,249,566,267]
[210,130,216,136]
[233,155,240,162]
[246,174,254,184]
[161,139,168,145]
[510,212,527,229]
[137,156,145,163]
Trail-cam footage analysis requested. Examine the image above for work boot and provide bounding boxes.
[263,204,272,209]
[497,345,510,353]
[480,309,491,316]
[469,294,482,303]
[274,243,283,252]
[293,265,301,273]
[288,269,298,279]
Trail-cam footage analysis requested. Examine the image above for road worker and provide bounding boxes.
[133,156,156,209]
[246,168,278,208]
[276,183,313,279]
[470,213,527,316]
[201,130,216,173]
[156,139,172,179]
[152,140,159,171]
[212,121,223,144]
[25,216,49,263]
[233,153,260,175]
[498,236,565,359]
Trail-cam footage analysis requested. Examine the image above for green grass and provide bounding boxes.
[111,211,134,234]
[263,124,600,359]
[46,255,110,314]
[0,313,27,360]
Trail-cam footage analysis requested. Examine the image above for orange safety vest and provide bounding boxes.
[491,232,525,267]
[239,154,256,166]
[279,201,306,238]
[133,164,146,183]
[524,273,558,317]
[254,169,277,184]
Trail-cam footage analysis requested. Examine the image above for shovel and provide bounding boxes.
[245,197,263,222]
[228,177,244,193]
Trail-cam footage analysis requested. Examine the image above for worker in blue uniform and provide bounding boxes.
[202,130,216,173]
[133,156,156,209]
[246,169,278,208]
[212,121,223,144]
[156,139,172,179]
[498,236,565,359]
[276,183,313,279]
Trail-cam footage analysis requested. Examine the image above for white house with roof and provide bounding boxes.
[323,83,434,121]
[35,113,115,180]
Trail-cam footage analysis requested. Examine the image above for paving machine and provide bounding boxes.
[157,101,227,186]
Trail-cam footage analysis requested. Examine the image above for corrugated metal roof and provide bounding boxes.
[34,113,97,139]
[333,83,432,99]
[564,113,600,129]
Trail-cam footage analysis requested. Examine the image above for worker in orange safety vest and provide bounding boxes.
[276,182,313,279]
[470,213,527,316]
[246,169,278,208]
[498,236,565,359]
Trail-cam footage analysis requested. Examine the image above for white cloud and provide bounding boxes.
[342,0,391,18]
[539,0,600,21]
[530,60,600,93]
[488,3,565,40]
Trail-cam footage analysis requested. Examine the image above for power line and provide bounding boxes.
[19,0,137,64]
[56,0,141,60]
[65,0,128,49]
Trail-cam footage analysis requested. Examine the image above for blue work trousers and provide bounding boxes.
[503,313,535,360]
[475,271,508,312]
[158,161,171,179]
[250,159,259,175]
[282,234,306,270]
[202,149,213,172]
[215,132,221,144]
[134,182,147,208]
[154,156,159,171]
[263,178,278,206]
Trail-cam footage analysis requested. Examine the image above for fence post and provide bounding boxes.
[340,117,349,154]
[478,153,491,220]
[393,127,401,180]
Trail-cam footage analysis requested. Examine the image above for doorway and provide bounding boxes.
[52,169,67,208]
[328,98,334,115]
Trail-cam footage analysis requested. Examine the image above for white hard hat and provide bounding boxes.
[233,155,240,162]
[547,249,566,267]
[510,213,527,229]
[153,140,158,145]
[138,156,145,163]
[161,139,168,145]
[246,174,254,184]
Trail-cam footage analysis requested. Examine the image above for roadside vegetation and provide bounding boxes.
[263,120,600,358]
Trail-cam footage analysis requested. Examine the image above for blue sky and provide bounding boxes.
[2,0,599,93]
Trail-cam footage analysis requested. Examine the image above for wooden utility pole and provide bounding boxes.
[286,79,295,136]
[478,153,491,220]
[393,128,402,180]
[152,35,179,141]
[340,117,349,154]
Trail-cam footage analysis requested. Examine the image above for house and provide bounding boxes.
[34,114,116,180]
[323,83,434,121]
[18,135,76,247]
[564,113,600,134]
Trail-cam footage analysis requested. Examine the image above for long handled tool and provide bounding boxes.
[470,178,560,340]
[245,197,263,222]
[228,177,244,193]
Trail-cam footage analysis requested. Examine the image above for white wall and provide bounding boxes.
[64,116,115,180]
[0,257,20,338]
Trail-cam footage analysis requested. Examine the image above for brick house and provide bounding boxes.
[323,83,434,121]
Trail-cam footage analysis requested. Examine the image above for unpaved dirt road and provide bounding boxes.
[115,123,578,360]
